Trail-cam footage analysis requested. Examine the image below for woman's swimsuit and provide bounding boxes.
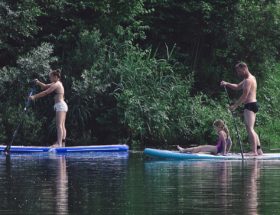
[51,91,67,112]
[216,138,232,154]
[54,101,68,112]
[244,102,259,113]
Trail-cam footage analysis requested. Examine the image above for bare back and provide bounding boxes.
[242,74,257,103]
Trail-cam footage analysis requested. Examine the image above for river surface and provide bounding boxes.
[0,151,280,214]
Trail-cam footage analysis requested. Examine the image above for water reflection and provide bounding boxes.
[66,152,129,214]
[2,153,280,214]
[244,161,259,215]
[0,152,129,215]
[55,156,68,215]
[143,160,264,214]
[1,154,69,214]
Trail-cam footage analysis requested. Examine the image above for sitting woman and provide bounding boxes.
[177,119,232,156]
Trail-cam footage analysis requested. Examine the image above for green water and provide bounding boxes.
[0,152,280,214]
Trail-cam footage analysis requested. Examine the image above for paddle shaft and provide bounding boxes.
[4,87,35,155]
[224,86,244,160]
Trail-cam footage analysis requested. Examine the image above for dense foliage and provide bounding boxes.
[1,0,280,150]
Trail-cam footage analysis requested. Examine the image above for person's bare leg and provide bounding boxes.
[244,110,259,156]
[177,145,217,154]
[56,111,65,147]
[255,134,263,155]
[194,145,217,154]
[61,112,67,147]
[177,145,194,153]
[177,145,186,152]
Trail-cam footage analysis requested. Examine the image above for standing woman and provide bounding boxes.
[29,69,68,147]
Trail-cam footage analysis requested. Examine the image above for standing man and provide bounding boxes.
[221,62,263,156]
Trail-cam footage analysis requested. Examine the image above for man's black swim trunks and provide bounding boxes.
[244,102,259,113]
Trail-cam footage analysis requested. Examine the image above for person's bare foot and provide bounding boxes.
[62,139,66,147]
[257,145,263,155]
[177,145,187,153]
[245,152,259,156]
[50,142,59,148]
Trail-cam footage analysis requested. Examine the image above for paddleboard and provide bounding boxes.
[0,144,129,154]
[144,148,280,160]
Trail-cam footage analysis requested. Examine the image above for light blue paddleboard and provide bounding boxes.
[0,144,129,154]
[144,148,280,160]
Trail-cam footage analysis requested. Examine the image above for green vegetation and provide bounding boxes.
[0,0,280,151]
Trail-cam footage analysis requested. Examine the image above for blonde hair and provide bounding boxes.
[213,119,230,138]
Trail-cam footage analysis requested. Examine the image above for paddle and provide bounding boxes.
[4,85,36,155]
[223,86,244,160]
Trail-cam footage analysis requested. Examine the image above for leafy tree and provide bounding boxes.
[0,43,56,144]
[0,1,42,66]
[143,0,280,92]
[1,0,280,149]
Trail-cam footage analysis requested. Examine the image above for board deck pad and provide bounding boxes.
[144,148,280,160]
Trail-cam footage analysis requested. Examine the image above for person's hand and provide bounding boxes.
[33,79,39,85]
[229,104,237,111]
[29,95,35,101]
[220,80,228,86]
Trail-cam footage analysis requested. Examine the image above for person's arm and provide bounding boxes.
[220,132,227,156]
[29,83,58,100]
[230,80,251,111]
[35,79,52,90]
[226,138,232,153]
[219,131,227,156]
[220,80,243,91]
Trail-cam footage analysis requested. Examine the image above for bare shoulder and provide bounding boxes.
[218,130,227,139]
[249,74,256,80]
[50,82,58,87]
[236,80,245,89]
[53,81,63,87]
[250,75,257,84]
[47,82,61,91]
[243,78,253,88]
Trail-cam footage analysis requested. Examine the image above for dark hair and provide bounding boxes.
[49,69,61,78]
[235,62,248,70]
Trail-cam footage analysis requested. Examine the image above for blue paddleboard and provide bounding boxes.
[144,148,280,160]
[0,144,129,154]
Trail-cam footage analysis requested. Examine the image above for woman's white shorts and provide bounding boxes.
[54,101,68,112]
